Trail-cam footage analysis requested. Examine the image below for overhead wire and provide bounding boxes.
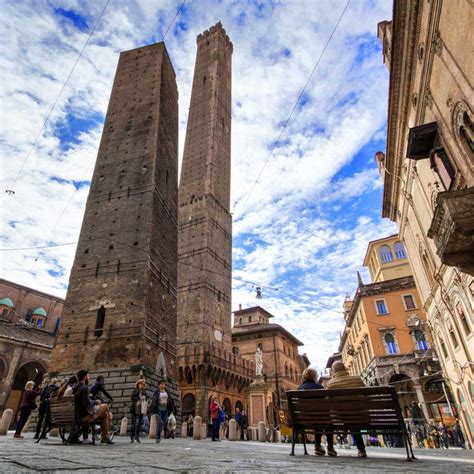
[0,0,112,208]
[234,0,351,220]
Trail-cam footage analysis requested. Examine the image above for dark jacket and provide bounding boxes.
[130,388,146,415]
[90,380,113,401]
[20,388,41,409]
[40,383,58,403]
[241,414,249,429]
[298,381,324,390]
[150,389,174,415]
[74,383,94,420]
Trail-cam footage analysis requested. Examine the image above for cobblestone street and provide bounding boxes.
[1,434,473,473]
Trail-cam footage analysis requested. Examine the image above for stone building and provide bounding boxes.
[0,278,63,422]
[377,0,473,446]
[177,23,254,420]
[49,41,180,421]
[339,236,447,421]
[232,306,310,411]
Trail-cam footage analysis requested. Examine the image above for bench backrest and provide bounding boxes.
[49,396,76,426]
[286,386,405,432]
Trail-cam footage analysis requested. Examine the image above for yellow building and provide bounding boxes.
[339,236,449,421]
[377,0,473,447]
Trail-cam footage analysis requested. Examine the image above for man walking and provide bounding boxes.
[34,378,58,440]
[240,410,249,440]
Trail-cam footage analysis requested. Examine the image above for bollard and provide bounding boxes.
[201,422,207,439]
[0,409,14,435]
[193,416,202,440]
[276,430,281,443]
[248,426,257,441]
[149,414,157,438]
[257,421,266,442]
[228,419,237,441]
[181,421,187,438]
[120,417,128,436]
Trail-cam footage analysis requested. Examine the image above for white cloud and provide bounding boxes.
[0,0,394,370]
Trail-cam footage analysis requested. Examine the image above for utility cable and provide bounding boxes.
[0,0,112,208]
[234,0,351,220]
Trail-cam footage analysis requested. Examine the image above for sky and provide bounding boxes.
[0,0,397,373]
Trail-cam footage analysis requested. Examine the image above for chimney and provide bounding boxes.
[239,304,242,310]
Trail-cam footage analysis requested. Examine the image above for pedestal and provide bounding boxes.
[245,376,273,428]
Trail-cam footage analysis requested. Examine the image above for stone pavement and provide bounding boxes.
[0,434,473,473]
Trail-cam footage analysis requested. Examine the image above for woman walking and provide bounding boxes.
[210,395,221,442]
[130,379,147,443]
[151,380,175,443]
[14,381,42,439]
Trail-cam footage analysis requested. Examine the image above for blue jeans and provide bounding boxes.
[212,418,220,440]
[156,411,168,440]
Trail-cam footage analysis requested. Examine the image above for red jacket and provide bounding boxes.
[210,401,219,421]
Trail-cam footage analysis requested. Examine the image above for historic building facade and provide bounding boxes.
[339,236,447,421]
[0,278,63,421]
[49,41,180,421]
[377,0,473,446]
[177,23,255,419]
[232,306,310,411]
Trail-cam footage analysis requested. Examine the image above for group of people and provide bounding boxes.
[298,362,369,458]
[208,397,249,442]
[407,420,466,449]
[129,379,176,443]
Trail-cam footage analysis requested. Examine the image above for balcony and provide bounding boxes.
[428,187,474,276]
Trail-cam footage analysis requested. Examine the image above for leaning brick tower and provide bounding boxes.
[177,22,254,420]
[49,42,179,420]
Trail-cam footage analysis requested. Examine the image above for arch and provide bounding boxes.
[388,373,415,417]
[182,393,196,415]
[222,398,231,414]
[235,400,244,413]
[12,360,46,390]
[394,241,406,259]
[379,245,393,263]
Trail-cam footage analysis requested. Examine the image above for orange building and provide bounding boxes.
[339,236,451,421]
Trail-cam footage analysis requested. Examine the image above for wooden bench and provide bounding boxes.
[37,396,96,445]
[286,386,416,461]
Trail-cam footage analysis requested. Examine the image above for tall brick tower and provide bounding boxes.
[50,42,179,419]
[177,23,253,419]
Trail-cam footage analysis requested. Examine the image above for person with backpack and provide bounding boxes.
[151,380,174,443]
[34,378,58,440]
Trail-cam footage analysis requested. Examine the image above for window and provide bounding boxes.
[447,320,458,349]
[95,305,106,337]
[285,364,289,377]
[456,303,471,335]
[414,330,428,350]
[403,294,416,310]
[394,241,406,259]
[379,245,393,263]
[438,335,448,358]
[384,333,397,354]
[376,299,388,315]
[249,316,252,322]
[239,318,242,324]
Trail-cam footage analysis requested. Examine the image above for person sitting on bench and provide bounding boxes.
[74,369,113,445]
[298,368,337,457]
[326,361,367,458]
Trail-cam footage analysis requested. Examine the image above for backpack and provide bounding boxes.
[40,384,56,402]
[219,408,225,423]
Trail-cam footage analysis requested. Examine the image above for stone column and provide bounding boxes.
[414,385,430,420]
[193,416,201,440]
[228,419,237,441]
[120,417,128,436]
[0,409,13,435]
[149,414,157,438]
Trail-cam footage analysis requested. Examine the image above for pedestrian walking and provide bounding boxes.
[241,410,249,440]
[14,381,42,439]
[34,378,58,439]
[130,379,147,443]
[151,380,174,443]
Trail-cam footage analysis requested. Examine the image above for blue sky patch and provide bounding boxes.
[54,8,89,32]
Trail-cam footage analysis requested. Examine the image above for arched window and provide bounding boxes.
[285,364,289,378]
[379,245,393,263]
[414,330,428,350]
[447,320,459,349]
[456,303,471,336]
[384,333,397,354]
[438,335,448,358]
[394,241,406,259]
[95,305,106,337]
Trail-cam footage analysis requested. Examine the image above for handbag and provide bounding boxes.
[140,397,148,415]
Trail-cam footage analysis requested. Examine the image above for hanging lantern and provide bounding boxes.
[256,287,262,299]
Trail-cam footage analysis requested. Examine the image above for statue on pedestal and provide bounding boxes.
[256,347,264,377]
